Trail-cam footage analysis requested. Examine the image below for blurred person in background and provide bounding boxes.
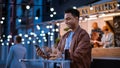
[90,22,103,48]
[6,36,27,68]
[95,25,114,48]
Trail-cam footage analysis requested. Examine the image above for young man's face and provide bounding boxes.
[64,13,78,29]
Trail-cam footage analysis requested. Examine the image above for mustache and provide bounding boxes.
[64,27,70,31]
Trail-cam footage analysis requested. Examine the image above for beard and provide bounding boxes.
[67,25,70,28]
[67,24,75,29]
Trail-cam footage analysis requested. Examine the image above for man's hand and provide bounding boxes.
[36,48,48,59]
[57,51,62,58]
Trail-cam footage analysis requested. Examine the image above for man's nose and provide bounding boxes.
[65,20,69,24]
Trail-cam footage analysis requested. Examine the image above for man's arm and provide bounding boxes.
[6,47,14,68]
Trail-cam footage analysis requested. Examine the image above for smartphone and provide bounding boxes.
[34,45,43,53]
[34,45,40,48]
[34,45,48,59]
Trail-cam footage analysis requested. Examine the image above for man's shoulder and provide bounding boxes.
[77,28,90,38]
[63,31,71,36]
[9,45,15,51]
[79,28,88,34]
[11,45,16,48]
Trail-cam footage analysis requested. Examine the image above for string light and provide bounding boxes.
[8,35,12,39]
[48,32,51,35]
[34,34,37,37]
[50,8,54,11]
[90,7,93,10]
[36,37,39,40]
[28,37,32,40]
[2,43,4,46]
[56,23,60,26]
[43,37,46,40]
[36,25,40,30]
[11,43,14,45]
[2,17,5,20]
[51,33,54,36]
[26,5,30,10]
[35,17,38,20]
[22,38,24,42]
[6,43,9,46]
[3,35,5,37]
[19,33,22,36]
[50,7,57,18]
[0,39,3,42]
[30,32,34,35]
[90,4,93,10]
[0,21,3,24]
[50,36,53,39]
[44,39,47,42]
[40,34,43,36]
[117,3,120,7]
[42,33,45,36]
[49,25,53,28]
[33,40,36,44]
[41,30,44,34]
[27,41,30,44]
[50,36,53,41]
[79,17,83,20]
[24,34,28,38]
[52,29,55,32]
[46,25,50,29]
[22,42,25,45]
[53,12,56,15]
[50,38,53,41]
[85,18,88,21]
[38,40,41,43]
[56,28,59,32]
[18,19,21,22]
[73,6,77,9]
[50,14,53,17]
[7,39,10,42]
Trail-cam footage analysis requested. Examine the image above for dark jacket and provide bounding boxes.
[58,26,92,68]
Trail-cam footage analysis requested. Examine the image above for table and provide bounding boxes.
[19,59,70,68]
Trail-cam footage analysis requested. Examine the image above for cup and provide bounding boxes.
[65,49,70,60]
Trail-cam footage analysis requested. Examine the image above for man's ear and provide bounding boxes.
[75,17,79,20]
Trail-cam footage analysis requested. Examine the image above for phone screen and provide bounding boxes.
[34,45,39,48]
[34,45,48,59]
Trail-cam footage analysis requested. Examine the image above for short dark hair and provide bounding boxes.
[16,36,22,43]
[65,8,80,18]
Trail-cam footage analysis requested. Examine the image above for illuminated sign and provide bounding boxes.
[78,1,118,16]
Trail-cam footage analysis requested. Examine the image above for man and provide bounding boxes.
[6,36,27,68]
[36,8,91,68]
[91,22,103,47]
[57,8,91,68]
[91,22,103,41]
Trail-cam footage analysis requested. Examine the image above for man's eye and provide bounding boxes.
[66,18,71,20]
